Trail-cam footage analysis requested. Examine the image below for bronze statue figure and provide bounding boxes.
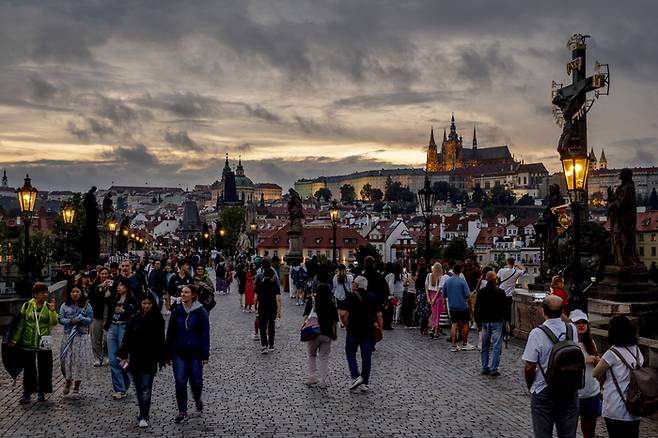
[608,169,643,268]
[102,191,114,221]
[288,188,304,233]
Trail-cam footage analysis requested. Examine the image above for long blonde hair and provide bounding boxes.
[430,262,443,286]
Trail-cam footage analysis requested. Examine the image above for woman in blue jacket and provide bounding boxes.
[166,284,210,424]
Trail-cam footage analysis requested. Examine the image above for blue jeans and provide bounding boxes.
[480,321,504,373]
[132,373,155,421]
[345,334,374,385]
[172,355,203,413]
[531,388,579,438]
[107,323,130,393]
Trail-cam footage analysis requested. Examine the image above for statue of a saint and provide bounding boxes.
[288,189,304,233]
[236,226,251,253]
[102,191,114,221]
[608,169,643,268]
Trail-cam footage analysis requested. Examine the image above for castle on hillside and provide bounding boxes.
[426,114,515,172]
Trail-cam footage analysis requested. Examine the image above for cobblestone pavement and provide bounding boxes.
[1,276,657,437]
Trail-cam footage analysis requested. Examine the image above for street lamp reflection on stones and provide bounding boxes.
[330,200,340,265]
[418,174,436,269]
[16,174,38,287]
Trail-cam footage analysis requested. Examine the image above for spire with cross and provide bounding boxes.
[551,34,610,160]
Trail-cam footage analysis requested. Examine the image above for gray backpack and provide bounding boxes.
[537,323,585,396]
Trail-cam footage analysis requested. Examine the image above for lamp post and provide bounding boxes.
[329,201,340,265]
[562,153,590,312]
[61,202,76,264]
[107,219,118,255]
[249,221,257,251]
[16,175,38,285]
[418,174,436,269]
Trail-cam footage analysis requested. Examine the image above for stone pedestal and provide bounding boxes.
[588,297,658,339]
[588,265,658,302]
[513,289,547,340]
[286,229,304,267]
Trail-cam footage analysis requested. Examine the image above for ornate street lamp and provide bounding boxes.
[61,202,76,225]
[562,152,590,312]
[107,219,118,255]
[418,174,436,269]
[249,221,257,250]
[329,201,340,264]
[16,175,38,285]
[61,202,76,264]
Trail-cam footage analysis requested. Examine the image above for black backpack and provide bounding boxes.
[537,323,585,396]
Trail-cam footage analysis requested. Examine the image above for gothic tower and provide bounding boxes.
[441,113,463,171]
[588,147,598,172]
[425,127,440,172]
[599,149,608,170]
[1,169,7,187]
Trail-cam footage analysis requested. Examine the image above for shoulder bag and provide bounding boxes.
[300,297,321,342]
[35,307,53,351]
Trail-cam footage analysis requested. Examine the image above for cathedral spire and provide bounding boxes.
[443,128,447,142]
[224,153,230,171]
[450,113,456,133]
[429,127,436,146]
[472,125,478,150]
[236,155,245,176]
[599,148,608,169]
[1,169,6,187]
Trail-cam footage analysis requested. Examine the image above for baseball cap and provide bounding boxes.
[569,309,589,323]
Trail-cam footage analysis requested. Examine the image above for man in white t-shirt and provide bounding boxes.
[522,295,579,438]
[497,258,525,333]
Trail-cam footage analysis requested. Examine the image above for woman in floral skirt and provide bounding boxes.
[58,286,93,399]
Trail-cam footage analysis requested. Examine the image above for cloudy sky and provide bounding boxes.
[1,1,657,191]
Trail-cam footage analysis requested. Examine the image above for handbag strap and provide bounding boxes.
[34,307,41,337]
[609,366,627,406]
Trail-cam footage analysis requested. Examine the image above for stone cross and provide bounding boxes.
[551,34,609,159]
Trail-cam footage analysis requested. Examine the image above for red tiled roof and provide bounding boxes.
[475,226,506,246]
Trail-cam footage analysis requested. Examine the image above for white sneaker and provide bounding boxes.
[360,385,369,392]
[461,343,476,351]
[252,334,259,341]
[305,377,318,387]
[349,376,364,390]
[138,419,148,428]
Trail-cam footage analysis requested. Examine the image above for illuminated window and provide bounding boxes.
[652,234,657,242]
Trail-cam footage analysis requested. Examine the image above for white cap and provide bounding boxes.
[353,275,368,290]
[569,309,589,323]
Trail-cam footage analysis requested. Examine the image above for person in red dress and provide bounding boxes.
[244,263,257,312]
[549,275,569,313]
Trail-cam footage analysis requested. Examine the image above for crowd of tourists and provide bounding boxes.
[8,252,212,428]
[6,247,655,437]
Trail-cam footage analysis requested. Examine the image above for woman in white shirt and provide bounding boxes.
[385,263,405,326]
[332,264,353,312]
[569,310,601,438]
[425,263,445,338]
[593,315,644,438]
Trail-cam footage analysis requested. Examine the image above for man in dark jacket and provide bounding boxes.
[340,275,383,393]
[474,271,508,377]
[147,260,167,309]
[166,259,194,310]
[361,256,390,323]
[255,269,281,353]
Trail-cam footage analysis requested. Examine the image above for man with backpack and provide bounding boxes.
[522,295,584,438]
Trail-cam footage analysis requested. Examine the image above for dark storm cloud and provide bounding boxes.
[333,91,463,109]
[27,74,58,101]
[608,137,658,167]
[244,104,281,123]
[104,144,159,166]
[164,129,204,152]
[67,118,119,142]
[135,93,220,119]
[456,44,516,86]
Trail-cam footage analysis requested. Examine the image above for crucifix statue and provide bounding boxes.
[552,34,610,160]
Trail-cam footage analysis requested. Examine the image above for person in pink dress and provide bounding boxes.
[244,263,257,312]
[425,263,445,338]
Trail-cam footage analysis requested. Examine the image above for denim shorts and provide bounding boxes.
[579,394,602,418]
